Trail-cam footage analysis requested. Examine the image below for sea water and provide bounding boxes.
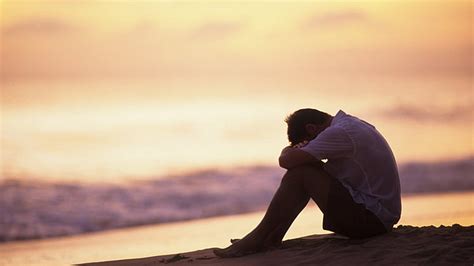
[0,191,472,266]
[0,158,472,242]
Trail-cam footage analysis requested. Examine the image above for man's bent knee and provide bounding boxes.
[285,164,324,176]
[283,164,332,187]
[282,164,325,183]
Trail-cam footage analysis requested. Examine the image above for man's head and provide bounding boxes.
[285,108,332,146]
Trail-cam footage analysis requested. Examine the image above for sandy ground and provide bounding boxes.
[81,224,474,266]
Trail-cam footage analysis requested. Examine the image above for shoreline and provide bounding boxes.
[1,192,473,265]
[1,190,472,244]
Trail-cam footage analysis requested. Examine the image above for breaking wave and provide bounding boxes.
[1,157,472,242]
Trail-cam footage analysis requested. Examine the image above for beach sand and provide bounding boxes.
[81,224,474,266]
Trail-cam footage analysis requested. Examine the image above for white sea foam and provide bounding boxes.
[0,157,472,242]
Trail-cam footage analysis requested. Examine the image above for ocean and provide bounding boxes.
[0,191,473,266]
[1,157,472,242]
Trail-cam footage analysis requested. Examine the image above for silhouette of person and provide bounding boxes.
[214,109,401,257]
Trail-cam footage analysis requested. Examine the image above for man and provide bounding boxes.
[214,108,401,258]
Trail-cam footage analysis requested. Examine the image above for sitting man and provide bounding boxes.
[214,108,401,257]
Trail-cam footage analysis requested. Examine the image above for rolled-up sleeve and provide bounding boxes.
[300,126,354,160]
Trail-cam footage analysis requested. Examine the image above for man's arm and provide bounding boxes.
[278,145,321,169]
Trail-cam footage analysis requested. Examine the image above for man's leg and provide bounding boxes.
[214,164,332,257]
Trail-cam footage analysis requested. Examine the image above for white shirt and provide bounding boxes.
[301,110,401,230]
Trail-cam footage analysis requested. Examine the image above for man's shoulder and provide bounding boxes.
[316,125,353,144]
[334,112,376,131]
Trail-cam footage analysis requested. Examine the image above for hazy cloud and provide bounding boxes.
[190,21,242,40]
[377,103,473,123]
[2,18,78,36]
[129,21,159,35]
[305,10,370,28]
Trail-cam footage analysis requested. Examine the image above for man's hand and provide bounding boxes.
[279,141,320,169]
[293,140,309,148]
[280,140,309,159]
[280,141,308,157]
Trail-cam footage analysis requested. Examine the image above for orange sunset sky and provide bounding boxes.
[1,1,471,80]
[0,1,472,181]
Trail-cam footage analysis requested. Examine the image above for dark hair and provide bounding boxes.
[285,108,331,145]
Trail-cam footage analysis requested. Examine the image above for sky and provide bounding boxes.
[1,1,471,80]
[0,1,472,182]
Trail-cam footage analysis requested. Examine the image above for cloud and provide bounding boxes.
[377,103,473,123]
[2,18,78,36]
[305,10,370,28]
[190,21,242,40]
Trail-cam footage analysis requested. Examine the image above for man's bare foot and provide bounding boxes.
[214,242,282,258]
[215,235,284,258]
[213,235,265,258]
[213,246,257,258]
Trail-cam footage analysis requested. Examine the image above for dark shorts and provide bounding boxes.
[323,177,388,239]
